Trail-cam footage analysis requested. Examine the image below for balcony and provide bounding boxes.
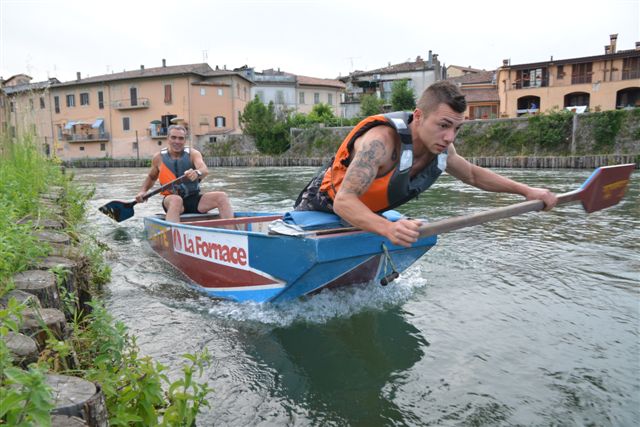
[63,132,110,142]
[113,98,150,110]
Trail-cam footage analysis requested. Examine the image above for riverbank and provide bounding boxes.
[0,138,211,426]
[63,153,639,169]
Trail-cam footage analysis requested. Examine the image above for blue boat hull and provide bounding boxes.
[144,212,437,303]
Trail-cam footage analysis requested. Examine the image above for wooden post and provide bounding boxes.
[13,270,61,310]
[51,415,89,426]
[47,374,109,427]
[34,256,79,298]
[36,230,71,246]
[19,308,66,347]
[1,332,39,366]
[0,289,42,309]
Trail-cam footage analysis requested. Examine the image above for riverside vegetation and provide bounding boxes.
[0,136,212,426]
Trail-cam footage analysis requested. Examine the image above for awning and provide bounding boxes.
[64,121,76,130]
[92,119,104,128]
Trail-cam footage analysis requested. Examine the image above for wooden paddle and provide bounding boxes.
[418,163,635,237]
[98,174,189,222]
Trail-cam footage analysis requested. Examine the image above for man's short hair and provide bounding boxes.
[416,81,467,115]
[168,124,187,135]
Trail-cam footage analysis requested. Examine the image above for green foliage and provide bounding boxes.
[584,109,625,153]
[1,297,55,426]
[359,94,385,117]
[390,79,416,111]
[240,98,290,154]
[75,302,211,426]
[307,103,335,123]
[526,109,573,153]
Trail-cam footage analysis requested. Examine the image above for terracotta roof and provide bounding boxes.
[3,78,60,94]
[461,87,500,103]
[447,65,485,73]
[447,70,496,85]
[349,58,436,78]
[297,75,345,89]
[504,48,640,70]
[54,63,253,87]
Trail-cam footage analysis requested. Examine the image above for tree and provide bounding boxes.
[390,79,416,111]
[308,103,335,123]
[240,97,290,154]
[359,94,385,117]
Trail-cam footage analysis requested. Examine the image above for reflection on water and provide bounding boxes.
[76,166,639,426]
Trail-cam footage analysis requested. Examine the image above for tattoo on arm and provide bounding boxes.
[341,139,387,197]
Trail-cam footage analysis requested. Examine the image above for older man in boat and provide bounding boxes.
[135,125,233,223]
[294,81,558,247]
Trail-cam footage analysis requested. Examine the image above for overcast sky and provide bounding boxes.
[1,0,638,83]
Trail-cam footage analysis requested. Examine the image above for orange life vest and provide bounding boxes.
[158,148,200,197]
[318,112,447,213]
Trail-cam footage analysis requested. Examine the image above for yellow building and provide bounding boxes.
[497,34,640,117]
[2,61,254,160]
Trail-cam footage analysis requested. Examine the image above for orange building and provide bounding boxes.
[2,61,253,160]
[497,35,640,117]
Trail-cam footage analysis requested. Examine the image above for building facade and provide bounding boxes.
[2,61,253,160]
[339,51,443,118]
[447,71,499,120]
[497,34,640,117]
[239,67,345,117]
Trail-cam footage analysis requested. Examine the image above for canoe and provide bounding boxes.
[140,164,635,303]
[143,211,436,303]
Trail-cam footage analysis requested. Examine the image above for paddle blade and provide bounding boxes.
[579,163,635,213]
[99,200,136,222]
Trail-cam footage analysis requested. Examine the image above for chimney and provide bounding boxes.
[610,33,618,54]
[502,59,510,66]
[140,65,144,72]
[428,50,433,66]
[416,55,422,62]
[162,58,166,67]
[76,72,81,81]
[605,45,611,54]
[636,41,640,50]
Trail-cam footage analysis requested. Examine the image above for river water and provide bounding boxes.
[76,166,639,426]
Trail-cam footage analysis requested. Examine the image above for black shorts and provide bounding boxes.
[163,193,203,214]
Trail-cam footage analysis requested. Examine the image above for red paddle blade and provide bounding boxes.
[579,163,635,213]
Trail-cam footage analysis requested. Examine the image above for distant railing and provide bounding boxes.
[113,98,150,109]
[63,132,110,142]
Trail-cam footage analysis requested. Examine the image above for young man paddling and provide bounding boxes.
[136,125,233,223]
[295,81,557,247]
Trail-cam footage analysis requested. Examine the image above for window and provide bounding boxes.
[98,91,104,109]
[130,87,138,106]
[200,88,206,96]
[123,117,130,131]
[516,68,547,88]
[243,87,247,100]
[66,94,75,107]
[314,93,320,104]
[328,93,333,105]
[54,96,60,113]
[29,99,34,110]
[9,101,14,112]
[557,65,564,80]
[237,84,240,97]
[215,116,226,128]
[299,92,305,104]
[40,97,45,109]
[100,143,106,151]
[164,84,172,103]
[571,62,592,85]
[622,57,640,80]
[79,146,85,151]
[217,88,223,96]
[80,92,89,106]
[276,90,285,104]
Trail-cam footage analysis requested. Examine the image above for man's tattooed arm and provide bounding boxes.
[341,139,388,197]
